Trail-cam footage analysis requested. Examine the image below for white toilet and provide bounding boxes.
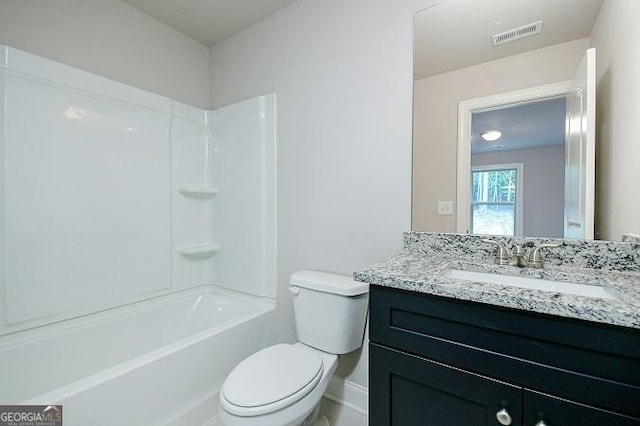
[218,270,369,426]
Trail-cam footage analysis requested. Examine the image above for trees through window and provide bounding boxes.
[471,163,523,236]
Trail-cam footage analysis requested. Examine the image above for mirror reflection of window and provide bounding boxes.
[469,97,566,238]
[471,164,523,236]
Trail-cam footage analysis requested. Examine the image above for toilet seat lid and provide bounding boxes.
[221,344,324,416]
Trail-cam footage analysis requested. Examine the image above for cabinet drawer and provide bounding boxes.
[370,343,640,426]
[370,286,640,417]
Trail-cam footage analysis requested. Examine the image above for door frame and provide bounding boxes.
[456,81,571,234]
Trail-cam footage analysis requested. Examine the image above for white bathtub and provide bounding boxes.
[0,286,276,425]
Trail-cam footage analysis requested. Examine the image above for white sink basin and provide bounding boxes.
[445,269,616,300]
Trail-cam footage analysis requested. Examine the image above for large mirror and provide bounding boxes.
[412,0,639,241]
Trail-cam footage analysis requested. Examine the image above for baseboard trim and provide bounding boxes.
[323,376,368,416]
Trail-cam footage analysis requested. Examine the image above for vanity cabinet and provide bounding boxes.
[371,344,523,425]
[369,285,640,426]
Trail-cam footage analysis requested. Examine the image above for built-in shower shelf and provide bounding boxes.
[177,185,219,198]
[177,244,220,258]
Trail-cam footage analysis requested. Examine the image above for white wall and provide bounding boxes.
[590,0,640,240]
[211,95,277,299]
[0,46,220,334]
[413,38,589,232]
[472,145,565,238]
[0,0,210,108]
[209,0,440,388]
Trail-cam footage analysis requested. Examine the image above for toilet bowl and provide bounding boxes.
[219,343,337,426]
[218,270,369,426]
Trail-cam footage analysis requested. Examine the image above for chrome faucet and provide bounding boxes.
[512,244,529,268]
[512,242,563,268]
[483,239,562,269]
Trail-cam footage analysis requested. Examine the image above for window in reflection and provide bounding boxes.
[471,164,523,236]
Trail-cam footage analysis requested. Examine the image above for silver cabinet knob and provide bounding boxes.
[535,422,548,426]
[496,408,512,425]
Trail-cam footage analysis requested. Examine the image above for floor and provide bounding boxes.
[206,397,367,426]
[321,397,368,426]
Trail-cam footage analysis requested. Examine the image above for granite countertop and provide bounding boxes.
[354,233,640,329]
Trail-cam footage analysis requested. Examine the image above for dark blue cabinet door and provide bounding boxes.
[370,343,523,426]
[524,390,640,426]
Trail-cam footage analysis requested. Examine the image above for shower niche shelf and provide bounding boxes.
[177,186,219,198]
[177,244,220,259]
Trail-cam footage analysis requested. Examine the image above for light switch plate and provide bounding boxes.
[438,201,454,216]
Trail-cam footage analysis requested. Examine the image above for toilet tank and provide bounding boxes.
[289,270,369,354]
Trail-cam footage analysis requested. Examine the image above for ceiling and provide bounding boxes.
[123,0,299,46]
[471,97,566,154]
[414,0,604,80]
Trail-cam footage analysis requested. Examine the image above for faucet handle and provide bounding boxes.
[528,242,563,269]
[481,239,511,265]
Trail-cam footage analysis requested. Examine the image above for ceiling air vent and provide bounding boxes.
[492,20,543,47]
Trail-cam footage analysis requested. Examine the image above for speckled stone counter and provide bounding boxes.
[354,232,640,329]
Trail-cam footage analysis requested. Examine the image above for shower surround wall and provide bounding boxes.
[0,45,276,335]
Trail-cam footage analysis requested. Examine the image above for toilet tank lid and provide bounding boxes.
[290,270,369,296]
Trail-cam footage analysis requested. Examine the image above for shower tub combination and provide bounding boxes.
[0,286,276,425]
[0,46,277,425]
